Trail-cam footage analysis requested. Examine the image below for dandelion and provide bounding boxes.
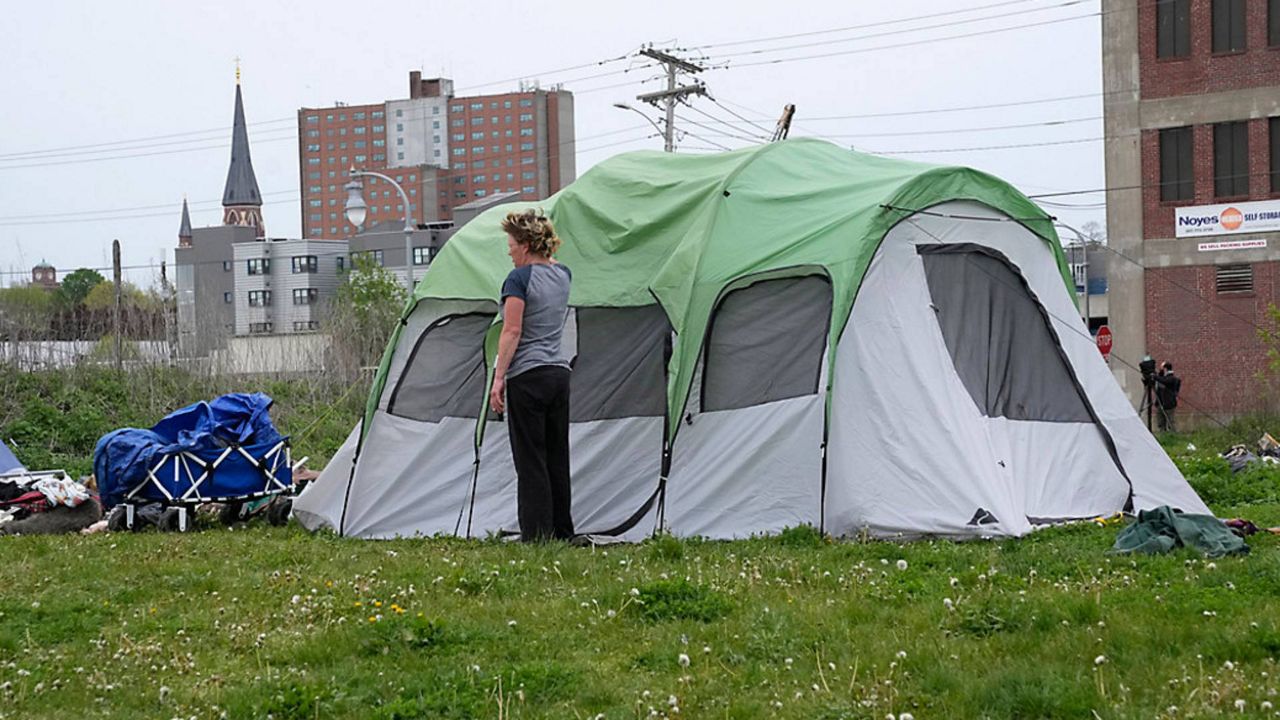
[678,653,690,668]
[1224,661,1236,671]
[949,577,960,587]
[1261,700,1273,711]
[159,686,170,702]
[901,714,915,720]
[785,657,794,668]
[668,694,679,708]
[896,559,908,571]
[1095,655,1108,666]
[290,595,301,605]
[507,619,517,627]
[606,609,617,618]
[1234,699,1246,712]
[630,588,640,597]
[703,646,712,654]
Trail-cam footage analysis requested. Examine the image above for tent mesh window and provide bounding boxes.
[387,313,492,423]
[919,244,1092,423]
[570,306,672,422]
[1215,264,1253,295]
[702,275,832,412]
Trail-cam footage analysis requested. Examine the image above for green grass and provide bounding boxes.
[4,369,1280,718]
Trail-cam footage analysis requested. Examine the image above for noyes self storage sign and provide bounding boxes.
[1176,199,1280,238]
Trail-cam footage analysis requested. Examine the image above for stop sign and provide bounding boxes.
[1096,325,1113,361]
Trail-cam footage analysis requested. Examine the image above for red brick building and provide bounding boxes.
[1103,0,1280,420]
[298,72,575,239]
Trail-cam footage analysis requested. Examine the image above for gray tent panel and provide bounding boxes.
[919,244,1092,423]
[703,275,832,412]
[570,306,671,422]
[387,313,492,423]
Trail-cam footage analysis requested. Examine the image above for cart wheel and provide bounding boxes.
[158,508,183,532]
[218,502,243,526]
[267,496,292,526]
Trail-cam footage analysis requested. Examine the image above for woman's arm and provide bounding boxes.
[489,296,525,413]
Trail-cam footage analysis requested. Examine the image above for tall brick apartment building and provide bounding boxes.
[298,72,575,239]
[1103,0,1280,420]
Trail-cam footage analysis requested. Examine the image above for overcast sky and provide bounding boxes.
[0,0,1105,287]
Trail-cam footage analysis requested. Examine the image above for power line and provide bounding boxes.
[708,0,1092,61]
[869,134,1111,155]
[678,131,733,152]
[706,97,775,137]
[0,135,299,171]
[715,11,1101,70]
[679,107,768,144]
[0,118,298,161]
[450,50,638,93]
[724,115,1102,139]
[685,0,1045,49]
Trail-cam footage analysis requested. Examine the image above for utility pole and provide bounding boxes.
[637,47,706,152]
[112,239,122,371]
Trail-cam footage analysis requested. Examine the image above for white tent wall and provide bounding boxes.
[899,202,1206,516]
[291,423,359,532]
[666,395,824,537]
[826,200,1204,539]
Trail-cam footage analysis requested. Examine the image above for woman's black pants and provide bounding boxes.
[505,366,573,541]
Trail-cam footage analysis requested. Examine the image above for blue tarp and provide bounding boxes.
[94,393,288,508]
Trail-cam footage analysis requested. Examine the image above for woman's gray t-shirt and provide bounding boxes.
[500,263,572,379]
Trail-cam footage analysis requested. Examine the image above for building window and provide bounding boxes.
[1157,0,1191,58]
[1216,264,1253,294]
[355,154,367,163]
[1271,117,1280,193]
[291,255,318,274]
[306,129,319,138]
[520,99,533,108]
[222,260,233,271]
[474,146,485,154]
[452,133,465,142]
[293,320,320,332]
[396,137,404,146]
[413,246,432,265]
[1272,0,1280,45]
[396,109,403,117]
[354,111,366,120]
[470,102,484,110]
[519,113,534,122]
[246,258,271,275]
[475,189,487,197]
[451,118,465,128]
[249,322,273,334]
[1159,126,1194,201]
[374,153,386,161]
[1212,0,1246,53]
[354,141,367,149]
[308,171,321,179]
[471,117,484,125]
[337,256,345,272]
[519,128,534,137]
[307,158,320,166]
[373,110,384,119]
[223,292,233,303]
[306,116,319,125]
[373,139,385,147]
[522,171,535,180]
[292,288,319,305]
[522,185,536,194]
[520,142,534,151]
[473,174,487,183]
[248,290,272,307]
[451,104,463,113]
[471,131,485,140]
[522,157,535,165]
[397,152,405,160]
[1213,121,1249,197]
[373,125,384,133]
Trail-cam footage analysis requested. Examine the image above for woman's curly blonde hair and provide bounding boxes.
[501,209,561,257]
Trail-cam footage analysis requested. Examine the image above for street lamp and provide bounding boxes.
[345,166,416,291]
[612,102,667,150]
[1055,222,1091,327]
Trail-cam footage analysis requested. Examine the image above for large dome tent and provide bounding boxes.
[293,138,1208,540]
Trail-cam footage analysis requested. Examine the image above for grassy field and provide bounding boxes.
[4,368,1280,718]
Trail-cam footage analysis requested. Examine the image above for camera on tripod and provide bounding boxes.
[1139,355,1156,388]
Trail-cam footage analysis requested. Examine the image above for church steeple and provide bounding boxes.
[178,196,193,247]
[222,65,265,238]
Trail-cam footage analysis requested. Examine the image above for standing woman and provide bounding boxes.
[489,209,574,542]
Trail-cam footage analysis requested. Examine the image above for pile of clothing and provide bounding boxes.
[1222,433,1280,473]
[0,471,102,535]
